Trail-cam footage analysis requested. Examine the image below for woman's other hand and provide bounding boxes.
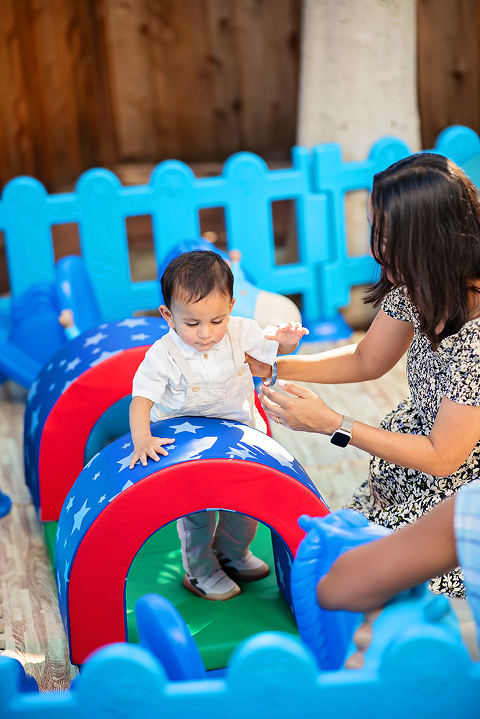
[259,380,341,434]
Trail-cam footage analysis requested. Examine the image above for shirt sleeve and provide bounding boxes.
[444,324,480,406]
[381,286,416,324]
[234,316,279,366]
[454,480,480,644]
[131,340,171,403]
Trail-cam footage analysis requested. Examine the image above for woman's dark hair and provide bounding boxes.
[366,152,480,349]
[161,250,233,308]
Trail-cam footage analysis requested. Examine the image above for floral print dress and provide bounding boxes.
[344,286,480,597]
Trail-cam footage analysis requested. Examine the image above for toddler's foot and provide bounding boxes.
[183,568,241,601]
[216,550,270,582]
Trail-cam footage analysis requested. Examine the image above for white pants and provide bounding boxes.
[177,511,258,578]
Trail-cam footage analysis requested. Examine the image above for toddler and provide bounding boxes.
[129,250,308,601]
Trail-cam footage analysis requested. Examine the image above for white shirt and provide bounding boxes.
[132,315,278,422]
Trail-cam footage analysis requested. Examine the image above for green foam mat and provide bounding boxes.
[44,519,299,670]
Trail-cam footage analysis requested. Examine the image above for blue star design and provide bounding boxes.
[49,383,55,391]
[92,472,101,480]
[131,333,150,341]
[57,570,62,598]
[287,552,293,568]
[61,380,74,394]
[64,539,67,548]
[276,557,284,586]
[29,407,41,437]
[117,451,135,472]
[85,453,99,468]
[92,348,101,354]
[169,421,203,434]
[66,357,82,372]
[89,349,122,367]
[117,318,148,328]
[59,359,66,367]
[221,421,240,428]
[27,379,39,401]
[84,331,108,347]
[109,479,134,502]
[71,500,91,534]
[56,524,61,540]
[63,559,70,584]
[99,495,106,504]
[47,363,53,371]
[122,442,131,449]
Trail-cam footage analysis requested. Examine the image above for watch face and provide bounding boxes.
[330,430,351,448]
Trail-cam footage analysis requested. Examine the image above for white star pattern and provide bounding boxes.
[49,383,55,391]
[64,539,67,548]
[92,348,101,354]
[84,332,108,347]
[98,495,106,504]
[66,496,74,512]
[100,324,107,329]
[66,357,82,372]
[276,557,284,586]
[117,451,135,472]
[117,318,148,328]
[221,421,240,428]
[92,472,101,480]
[184,436,217,459]
[61,380,74,394]
[169,421,202,434]
[122,442,131,449]
[57,570,62,599]
[227,446,256,460]
[71,500,90,534]
[29,407,41,437]
[47,363,53,371]
[89,349,122,367]
[56,524,61,540]
[59,359,66,367]
[131,333,150,341]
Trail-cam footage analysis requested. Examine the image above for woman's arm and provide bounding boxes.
[248,310,414,384]
[261,382,480,477]
[317,497,457,612]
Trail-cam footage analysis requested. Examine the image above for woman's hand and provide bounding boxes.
[259,380,342,434]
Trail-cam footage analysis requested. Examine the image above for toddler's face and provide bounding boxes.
[160,292,235,352]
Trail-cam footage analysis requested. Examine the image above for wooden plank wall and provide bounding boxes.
[417,0,480,148]
[0,0,301,193]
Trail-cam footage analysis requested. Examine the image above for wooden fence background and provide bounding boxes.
[0,0,301,192]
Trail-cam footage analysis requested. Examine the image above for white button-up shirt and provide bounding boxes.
[132,316,278,421]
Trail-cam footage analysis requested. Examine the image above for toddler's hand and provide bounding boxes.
[129,435,175,469]
[265,321,309,347]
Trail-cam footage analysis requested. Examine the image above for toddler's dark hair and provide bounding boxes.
[161,250,233,308]
[366,153,480,349]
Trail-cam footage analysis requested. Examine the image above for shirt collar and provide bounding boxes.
[168,327,228,357]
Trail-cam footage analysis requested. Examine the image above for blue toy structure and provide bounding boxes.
[53,416,329,664]
[2,125,480,388]
[2,509,480,717]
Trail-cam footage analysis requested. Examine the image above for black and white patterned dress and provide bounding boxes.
[344,286,480,597]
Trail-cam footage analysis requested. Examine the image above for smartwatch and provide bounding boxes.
[330,415,355,448]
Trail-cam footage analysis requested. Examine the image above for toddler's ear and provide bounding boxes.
[228,298,235,315]
[159,305,175,328]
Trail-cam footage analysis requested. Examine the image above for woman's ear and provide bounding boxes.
[159,305,175,329]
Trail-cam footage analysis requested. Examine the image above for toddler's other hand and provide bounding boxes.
[129,435,174,469]
[265,321,309,347]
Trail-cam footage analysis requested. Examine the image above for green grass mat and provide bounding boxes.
[44,519,299,670]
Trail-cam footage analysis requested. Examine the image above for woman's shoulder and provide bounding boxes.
[381,286,418,324]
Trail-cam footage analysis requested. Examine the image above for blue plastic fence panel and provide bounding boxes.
[312,125,480,320]
[1,126,480,328]
[0,149,328,324]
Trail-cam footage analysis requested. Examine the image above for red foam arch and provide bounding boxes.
[68,458,329,664]
[38,347,149,521]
